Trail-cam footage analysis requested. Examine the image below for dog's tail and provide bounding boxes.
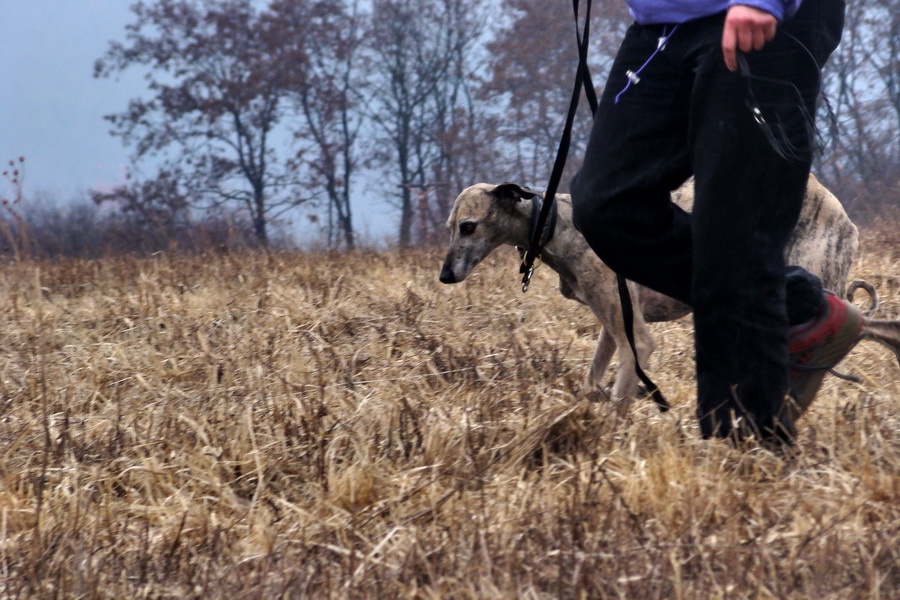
[860,317,900,369]
[847,279,879,316]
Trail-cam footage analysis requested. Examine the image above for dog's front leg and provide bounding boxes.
[597,299,656,405]
[586,327,616,396]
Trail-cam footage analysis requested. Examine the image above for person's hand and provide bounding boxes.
[722,4,778,72]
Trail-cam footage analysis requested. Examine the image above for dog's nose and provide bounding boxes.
[439,263,457,284]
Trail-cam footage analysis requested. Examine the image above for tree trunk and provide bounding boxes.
[398,184,413,248]
[253,188,268,247]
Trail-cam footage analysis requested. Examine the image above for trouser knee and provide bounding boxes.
[570,175,613,235]
[570,193,620,262]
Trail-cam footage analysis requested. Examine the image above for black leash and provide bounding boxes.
[521,0,669,412]
[520,0,593,292]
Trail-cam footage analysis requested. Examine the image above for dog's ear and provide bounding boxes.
[492,182,538,205]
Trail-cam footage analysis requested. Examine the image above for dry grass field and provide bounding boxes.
[0,224,898,598]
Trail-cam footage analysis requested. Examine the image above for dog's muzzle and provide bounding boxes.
[439,261,458,284]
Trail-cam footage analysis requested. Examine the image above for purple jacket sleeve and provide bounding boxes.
[729,0,802,21]
[625,1,805,26]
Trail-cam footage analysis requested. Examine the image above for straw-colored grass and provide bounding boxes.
[1,225,897,598]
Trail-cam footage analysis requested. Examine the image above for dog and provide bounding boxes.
[440,175,899,402]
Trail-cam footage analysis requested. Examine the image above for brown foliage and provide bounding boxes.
[367,0,495,248]
[270,0,367,249]
[483,0,630,188]
[94,0,315,246]
[92,0,899,250]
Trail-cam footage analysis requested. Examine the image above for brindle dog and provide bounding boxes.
[440,175,898,404]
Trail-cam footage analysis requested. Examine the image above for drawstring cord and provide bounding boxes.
[614,24,680,104]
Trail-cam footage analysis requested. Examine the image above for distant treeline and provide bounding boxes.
[1,199,261,262]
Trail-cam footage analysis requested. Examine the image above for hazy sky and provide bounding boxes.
[0,1,145,202]
[0,1,400,242]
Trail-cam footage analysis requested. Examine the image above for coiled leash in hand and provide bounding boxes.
[521,0,669,412]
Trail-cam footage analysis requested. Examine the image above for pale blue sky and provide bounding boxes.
[0,1,398,242]
[0,1,149,201]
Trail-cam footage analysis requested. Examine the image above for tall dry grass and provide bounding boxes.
[0,225,897,598]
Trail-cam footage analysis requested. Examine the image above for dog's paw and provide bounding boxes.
[585,387,611,403]
[586,387,635,418]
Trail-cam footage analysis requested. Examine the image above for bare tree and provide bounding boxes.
[366,0,491,247]
[90,169,192,251]
[271,0,368,249]
[482,0,630,189]
[817,0,900,219]
[417,0,500,243]
[95,0,314,246]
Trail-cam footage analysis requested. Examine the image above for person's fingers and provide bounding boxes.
[722,24,738,71]
[738,25,754,53]
[753,27,767,50]
[722,5,779,72]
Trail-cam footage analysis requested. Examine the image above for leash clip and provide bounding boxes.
[519,251,542,293]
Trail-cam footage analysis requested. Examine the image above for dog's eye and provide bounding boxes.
[459,222,477,236]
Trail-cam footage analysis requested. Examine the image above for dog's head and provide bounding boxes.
[439,182,538,284]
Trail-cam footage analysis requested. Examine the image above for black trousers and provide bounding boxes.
[570,0,845,438]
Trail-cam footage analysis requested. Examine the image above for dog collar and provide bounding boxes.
[518,190,558,291]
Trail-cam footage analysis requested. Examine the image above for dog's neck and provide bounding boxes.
[509,195,576,255]
[506,194,584,281]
